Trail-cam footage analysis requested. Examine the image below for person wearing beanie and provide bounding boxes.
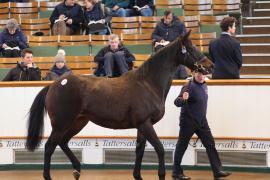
[45,54,72,80]
[57,49,66,56]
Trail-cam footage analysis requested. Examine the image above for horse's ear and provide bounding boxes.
[183,30,191,41]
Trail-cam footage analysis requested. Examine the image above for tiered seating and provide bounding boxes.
[190,32,216,54]
[140,16,161,34]
[28,35,59,56]
[59,35,91,56]
[90,35,110,55]
[184,0,212,16]
[179,15,200,33]
[10,2,39,19]
[0,3,9,20]
[0,56,97,78]
[39,1,61,18]
[212,0,241,18]
[121,33,153,54]
[133,54,151,68]
[199,14,228,36]
[155,0,183,16]
[111,17,140,35]
[20,18,51,36]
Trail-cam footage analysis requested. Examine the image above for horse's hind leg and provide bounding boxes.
[59,143,81,180]
[138,120,165,180]
[43,131,62,180]
[59,117,89,180]
[133,130,146,180]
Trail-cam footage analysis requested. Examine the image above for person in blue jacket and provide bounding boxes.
[50,0,84,35]
[0,19,28,57]
[209,17,242,79]
[172,66,231,180]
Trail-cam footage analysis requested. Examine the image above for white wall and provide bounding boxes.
[0,84,270,138]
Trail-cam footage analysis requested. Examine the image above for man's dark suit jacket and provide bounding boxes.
[209,33,242,79]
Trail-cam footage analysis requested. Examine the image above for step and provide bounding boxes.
[243,53,270,63]
[253,9,270,16]
[241,64,270,74]
[253,2,270,9]
[242,25,270,34]
[242,17,270,25]
[240,74,270,78]
[241,43,270,53]
[236,34,270,43]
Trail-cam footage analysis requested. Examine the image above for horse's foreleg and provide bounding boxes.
[138,120,165,180]
[133,130,146,180]
[44,132,60,180]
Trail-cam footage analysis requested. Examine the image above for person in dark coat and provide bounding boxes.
[45,54,72,81]
[209,17,242,79]
[2,49,41,81]
[83,0,111,35]
[50,0,84,35]
[172,67,231,180]
[152,10,187,79]
[94,34,135,77]
[0,19,28,57]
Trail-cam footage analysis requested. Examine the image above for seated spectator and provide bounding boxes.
[83,0,111,35]
[94,34,135,77]
[50,0,84,35]
[2,49,41,81]
[0,19,28,58]
[128,0,153,16]
[209,17,242,79]
[151,10,187,79]
[45,54,72,81]
[102,0,130,17]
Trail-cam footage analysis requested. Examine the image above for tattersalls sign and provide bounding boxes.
[0,138,270,167]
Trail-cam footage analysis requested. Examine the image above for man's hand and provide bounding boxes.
[59,14,66,21]
[66,19,72,24]
[112,5,119,11]
[182,92,189,100]
[26,63,33,68]
[2,43,8,49]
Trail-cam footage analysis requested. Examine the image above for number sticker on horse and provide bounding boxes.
[61,79,67,86]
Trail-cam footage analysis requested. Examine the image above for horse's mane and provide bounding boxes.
[136,37,181,79]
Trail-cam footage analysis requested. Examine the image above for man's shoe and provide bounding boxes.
[172,174,191,180]
[214,171,231,179]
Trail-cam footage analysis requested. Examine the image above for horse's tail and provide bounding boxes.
[26,85,50,151]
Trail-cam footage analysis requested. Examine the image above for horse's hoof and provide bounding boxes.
[73,170,80,180]
[159,176,165,180]
[43,175,52,180]
[44,177,52,180]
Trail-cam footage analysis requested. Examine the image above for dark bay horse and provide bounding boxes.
[26,31,213,180]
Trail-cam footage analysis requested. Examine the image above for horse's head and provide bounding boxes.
[177,30,214,74]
